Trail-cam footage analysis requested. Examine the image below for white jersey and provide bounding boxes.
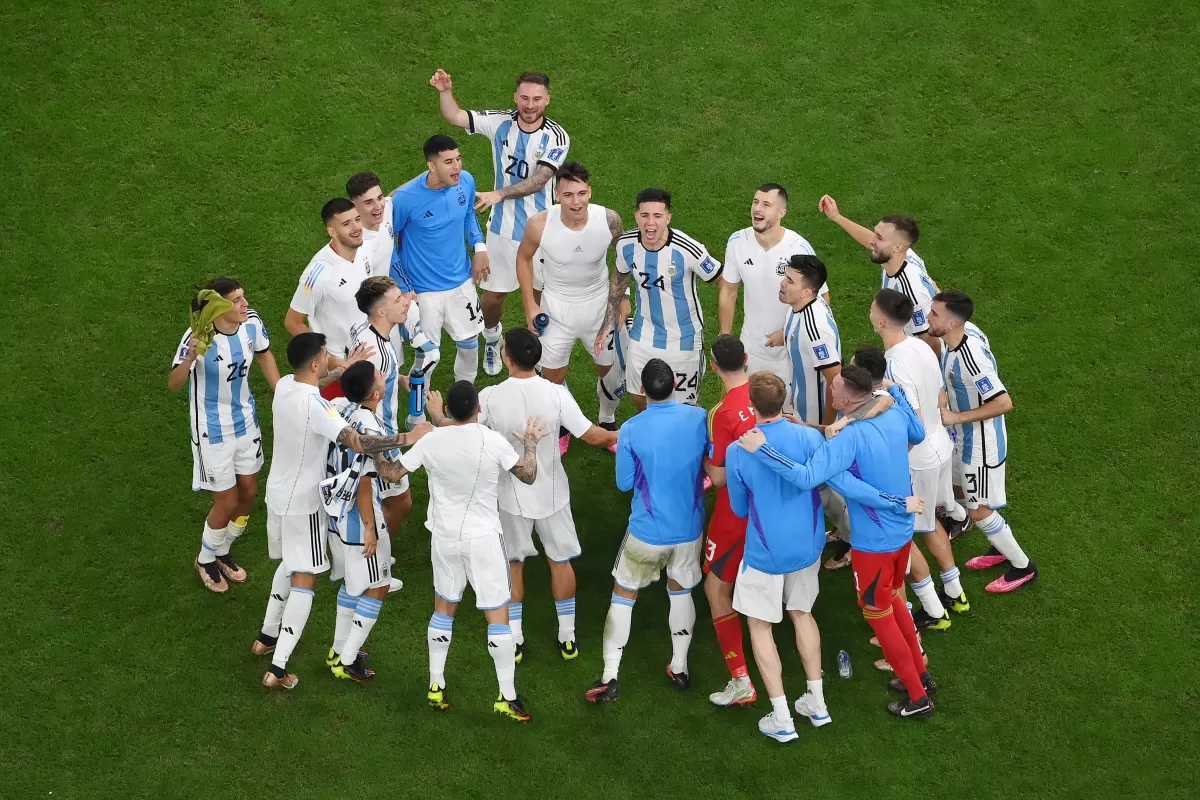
[617,229,722,352]
[783,299,842,425]
[398,423,519,541]
[881,250,938,337]
[942,326,1008,468]
[172,311,269,445]
[964,320,990,348]
[884,337,953,470]
[466,110,571,241]
[266,375,349,515]
[324,401,387,545]
[539,204,612,302]
[349,322,402,439]
[290,243,373,359]
[723,227,829,344]
[478,376,593,519]
[361,195,395,278]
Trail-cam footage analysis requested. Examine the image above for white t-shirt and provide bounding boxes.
[478,376,592,519]
[290,243,373,360]
[398,424,519,540]
[884,337,953,470]
[266,375,349,515]
[723,227,829,344]
[539,204,612,302]
[361,195,395,278]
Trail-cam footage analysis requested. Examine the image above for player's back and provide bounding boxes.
[616,400,708,545]
[391,171,476,292]
[413,422,510,539]
[266,375,346,516]
[886,337,952,469]
[839,408,918,553]
[539,204,611,300]
[707,383,757,523]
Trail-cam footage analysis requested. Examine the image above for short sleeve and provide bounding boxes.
[309,395,350,441]
[398,437,425,473]
[722,236,742,284]
[249,311,270,353]
[811,314,841,370]
[485,428,520,472]
[690,245,722,283]
[615,240,635,274]
[466,110,508,139]
[885,358,921,411]
[537,131,570,171]
[171,328,194,368]
[555,384,592,438]
[970,345,1007,401]
[477,386,494,426]
[290,262,322,315]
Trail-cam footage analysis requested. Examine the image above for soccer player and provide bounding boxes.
[817,195,941,354]
[169,278,279,592]
[739,367,939,718]
[585,359,708,703]
[286,198,376,398]
[390,135,488,384]
[719,184,829,387]
[460,327,618,662]
[871,289,968,630]
[323,361,398,682]
[430,68,571,376]
[701,335,757,707]
[596,189,722,410]
[930,290,1039,592]
[253,333,424,690]
[400,381,549,722]
[727,372,917,740]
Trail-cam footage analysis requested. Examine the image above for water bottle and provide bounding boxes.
[533,312,549,336]
[837,649,853,679]
[408,364,428,419]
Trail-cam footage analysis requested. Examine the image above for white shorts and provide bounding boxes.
[267,509,330,575]
[432,533,511,610]
[377,474,410,499]
[911,459,956,533]
[733,559,822,622]
[624,340,703,405]
[954,456,1007,510]
[500,505,582,563]
[612,533,703,592]
[538,291,612,370]
[191,428,263,492]
[329,533,393,596]
[480,231,543,293]
[417,277,483,344]
[743,336,793,407]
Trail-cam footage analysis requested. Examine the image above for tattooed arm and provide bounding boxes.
[338,421,433,456]
[498,163,555,200]
[508,416,551,485]
[823,392,894,439]
[606,208,624,246]
[594,270,633,355]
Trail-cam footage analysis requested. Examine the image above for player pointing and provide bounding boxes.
[431,68,571,376]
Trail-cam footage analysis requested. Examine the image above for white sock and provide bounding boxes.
[218,516,248,557]
[260,562,291,637]
[911,576,946,618]
[453,342,478,383]
[332,584,357,656]
[427,612,454,688]
[198,521,226,564]
[487,623,517,701]
[945,500,968,522]
[807,678,825,707]
[271,586,314,670]
[597,370,624,424]
[555,597,576,643]
[977,512,1031,568]
[941,566,964,598]
[602,593,634,682]
[667,587,695,674]
[484,323,502,345]
[770,695,793,724]
[340,595,383,666]
[509,601,524,645]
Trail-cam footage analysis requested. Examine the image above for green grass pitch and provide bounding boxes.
[2,1,1197,797]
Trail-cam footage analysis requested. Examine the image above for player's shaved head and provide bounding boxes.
[287,332,327,371]
[321,197,356,224]
[341,360,377,404]
[840,365,874,396]
[873,288,914,327]
[447,380,480,422]
[711,334,746,374]
[635,188,672,211]
[932,290,974,322]
[756,183,789,206]
[641,358,674,402]
[346,172,381,200]
[504,327,542,372]
[853,345,888,384]
[423,134,459,160]
[787,255,828,294]
[748,371,787,418]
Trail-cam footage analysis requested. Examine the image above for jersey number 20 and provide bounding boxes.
[504,156,530,181]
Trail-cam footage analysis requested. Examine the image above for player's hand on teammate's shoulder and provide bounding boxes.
[905,495,925,515]
[426,390,444,419]
[471,251,491,284]
[429,68,453,92]
[474,190,503,211]
[738,427,767,453]
[818,194,841,221]
[345,342,376,366]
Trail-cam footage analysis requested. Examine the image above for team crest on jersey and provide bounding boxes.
[776,258,789,276]
[665,266,678,277]
[456,190,466,206]
[814,344,829,360]
[912,309,927,326]
[975,376,993,394]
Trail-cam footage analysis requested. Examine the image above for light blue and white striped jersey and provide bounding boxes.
[617,229,722,352]
[173,311,269,445]
[349,321,402,439]
[964,320,990,348]
[466,110,570,241]
[942,325,1008,468]
[325,400,387,545]
[881,249,938,336]
[783,298,841,425]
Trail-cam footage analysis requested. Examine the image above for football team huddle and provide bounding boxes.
[169,68,1039,740]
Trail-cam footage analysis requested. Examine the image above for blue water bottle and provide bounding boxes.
[837,649,853,678]
[408,364,428,420]
[533,312,549,336]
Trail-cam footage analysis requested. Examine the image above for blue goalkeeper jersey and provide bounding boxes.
[751,386,925,553]
[726,419,910,574]
[615,400,708,546]
[390,171,484,293]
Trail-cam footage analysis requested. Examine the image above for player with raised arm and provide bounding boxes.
[443,327,617,663]
[872,289,968,630]
[738,367,939,718]
[596,189,722,410]
[817,195,941,355]
[169,278,280,593]
[929,290,1038,593]
[585,359,709,703]
[400,381,549,722]
[390,135,488,385]
[719,184,830,388]
[430,68,571,376]
[286,198,376,398]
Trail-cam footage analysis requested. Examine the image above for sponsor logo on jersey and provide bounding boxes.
[814,344,829,360]
[975,376,993,394]
[699,255,719,275]
[338,278,347,287]
[744,258,753,265]
[912,309,927,326]
[573,245,584,252]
